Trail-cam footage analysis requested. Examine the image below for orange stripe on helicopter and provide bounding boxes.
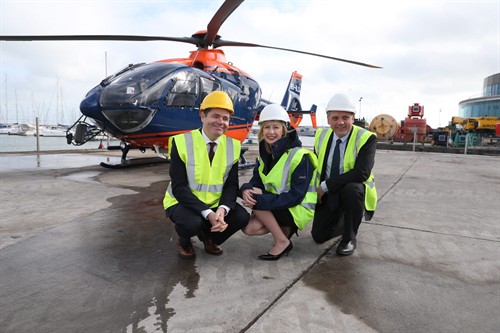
[158,49,253,79]
[114,124,252,148]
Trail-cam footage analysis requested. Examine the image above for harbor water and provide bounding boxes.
[0,134,107,153]
[1,133,315,153]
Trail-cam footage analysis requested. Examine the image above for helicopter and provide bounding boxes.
[0,0,381,168]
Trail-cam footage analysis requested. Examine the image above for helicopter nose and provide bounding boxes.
[80,87,104,119]
[101,107,157,133]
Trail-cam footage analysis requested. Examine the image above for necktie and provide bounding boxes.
[208,142,216,163]
[330,138,342,178]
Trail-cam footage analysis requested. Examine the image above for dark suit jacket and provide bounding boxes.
[319,128,376,210]
[169,131,240,215]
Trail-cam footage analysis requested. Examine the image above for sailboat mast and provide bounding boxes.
[4,75,8,124]
[15,90,19,124]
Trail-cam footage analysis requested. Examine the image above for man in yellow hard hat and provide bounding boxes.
[312,93,377,256]
[163,91,249,258]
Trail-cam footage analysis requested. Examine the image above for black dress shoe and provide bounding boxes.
[258,241,293,261]
[336,240,357,256]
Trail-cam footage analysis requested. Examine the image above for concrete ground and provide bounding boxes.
[0,147,499,333]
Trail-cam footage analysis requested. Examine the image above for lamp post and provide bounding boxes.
[359,97,363,120]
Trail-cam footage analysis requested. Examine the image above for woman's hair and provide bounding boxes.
[258,120,288,154]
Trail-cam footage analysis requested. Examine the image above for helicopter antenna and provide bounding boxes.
[104,51,108,77]
[190,49,201,67]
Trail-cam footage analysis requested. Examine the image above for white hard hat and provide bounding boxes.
[258,104,290,124]
[326,94,356,114]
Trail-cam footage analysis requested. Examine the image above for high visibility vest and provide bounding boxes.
[258,147,318,230]
[163,130,240,210]
[314,126,377,211]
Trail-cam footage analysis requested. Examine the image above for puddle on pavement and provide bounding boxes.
[62,171,102,184]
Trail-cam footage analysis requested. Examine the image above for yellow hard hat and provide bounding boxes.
[200,91,234,114]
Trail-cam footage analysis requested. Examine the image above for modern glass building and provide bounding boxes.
[458,73,500,118]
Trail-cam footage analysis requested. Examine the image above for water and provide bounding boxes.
[0,154,124,172]
[0,134,106,153]
[0,133,315,153]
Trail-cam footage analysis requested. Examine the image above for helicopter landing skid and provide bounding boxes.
[238,147,257,169]
[100,157,170,169]
[100,144,170,169]
[100,155,252,169]
[99,145,255,169]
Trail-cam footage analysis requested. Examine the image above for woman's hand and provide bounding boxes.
[242,187,262,208]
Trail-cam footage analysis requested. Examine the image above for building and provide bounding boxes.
[458,73,500,118]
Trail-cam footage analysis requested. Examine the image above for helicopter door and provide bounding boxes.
[199,77,221,104]
[165,71,199,107]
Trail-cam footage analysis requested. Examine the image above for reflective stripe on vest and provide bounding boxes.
[314,125,377,211]
[163,130,239,209]
[258,147,318,230]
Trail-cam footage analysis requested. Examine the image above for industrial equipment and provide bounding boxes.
[368,114,398,140]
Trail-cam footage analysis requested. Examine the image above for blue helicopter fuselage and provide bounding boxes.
[80,60,262,148]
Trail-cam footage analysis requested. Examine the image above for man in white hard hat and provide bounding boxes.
[312,93,378,256]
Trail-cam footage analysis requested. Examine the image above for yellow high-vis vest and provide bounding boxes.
[163,130,240,210]
[258,147,318,230]
[314,126,377,211]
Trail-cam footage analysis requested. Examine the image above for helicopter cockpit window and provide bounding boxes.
[238,75,261,110]
[199,77,221,103]
[100,62,185,107]
[225,88,238,104]
[165,71,198,107]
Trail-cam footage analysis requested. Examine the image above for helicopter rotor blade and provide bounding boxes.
[204,0,244,48]
[0,0,381,69]
[0,34,199,44]
[213,39,382,68]
[0,34,382,69]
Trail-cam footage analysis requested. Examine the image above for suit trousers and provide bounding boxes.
[311,182,365,244]
[166,203,249,245]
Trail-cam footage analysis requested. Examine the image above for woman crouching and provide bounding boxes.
[240,104,317,260]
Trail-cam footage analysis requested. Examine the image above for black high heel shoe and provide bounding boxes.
[258,241,293,261]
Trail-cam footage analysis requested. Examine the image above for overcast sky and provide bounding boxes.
[1,0,499,128]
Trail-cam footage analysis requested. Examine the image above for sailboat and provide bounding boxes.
[39,124,68,137]
[16,123,36,136]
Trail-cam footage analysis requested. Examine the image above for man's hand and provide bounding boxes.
[317,186,326,204]
[208,207,228,232]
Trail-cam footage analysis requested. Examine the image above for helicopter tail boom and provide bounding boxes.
[280,71,317,128]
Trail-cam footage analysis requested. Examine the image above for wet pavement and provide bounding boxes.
[0,148,499,332]
[0,152,123,171]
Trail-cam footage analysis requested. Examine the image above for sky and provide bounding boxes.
[0,0,499,129]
